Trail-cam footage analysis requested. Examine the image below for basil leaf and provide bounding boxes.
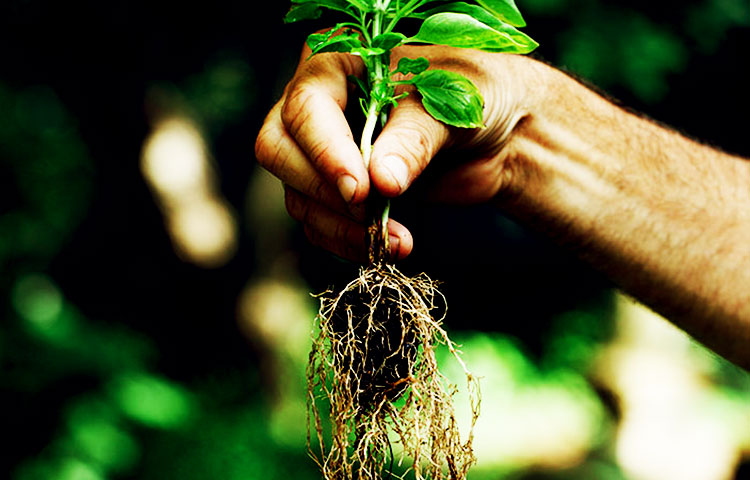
[479,21,538,53]
[307,30,362,55]
[345,0,372,12]
[372,32,407,51]
[347,74,369,96]
[414,2,520,30]
[412,69,484,128]
[290,0,353,11]
[351,47,386,57]
[477,0,525,27]
[395,57,430,75]
[286,0,368,22]
[411,12,537,53]
[284,3,322,23]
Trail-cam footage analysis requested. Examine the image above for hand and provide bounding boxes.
[255,44,543,262]
[256,40,750,369]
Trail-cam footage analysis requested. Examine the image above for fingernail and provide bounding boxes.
[389,234,401,259]
[381,156,408,194]
[337,174,357,203]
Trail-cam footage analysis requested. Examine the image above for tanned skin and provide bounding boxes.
[255,45,750,370]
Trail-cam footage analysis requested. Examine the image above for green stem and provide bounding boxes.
[385,0,425,33]
[381,199,391,250]
[360,98,380,169]
[360,1,393,264]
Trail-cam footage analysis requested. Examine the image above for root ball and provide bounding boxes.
[307,263,480,480]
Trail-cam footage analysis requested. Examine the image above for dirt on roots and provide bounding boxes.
[306,263,480,480]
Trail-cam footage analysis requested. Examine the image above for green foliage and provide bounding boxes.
[395,56,429,74]
[109,373,197,429]
[0,83,93,267]
[411,12,537,52]
[476,0,526,27]
[411,69,485,127]
[181,55,256,132]
[414,2,524,30]
[7,2,750,479]
[285,0,538,131]
[372,32,406,50]
[684,0,750,52]
[6,269,317,480]
[559,10,688,103]
[307,29,363,55]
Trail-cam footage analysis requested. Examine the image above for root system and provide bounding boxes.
[307,262,480,480]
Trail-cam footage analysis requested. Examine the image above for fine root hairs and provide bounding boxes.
[306,263,481,480]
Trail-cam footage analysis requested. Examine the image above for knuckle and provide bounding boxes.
[307,138,336,170]
[281,84,316,139]
[383,98,449,174]
[280,81,343,170]
[254,121,276,169]
[306,175,327,203]
[394,121,436,171]
[254,110,291,176]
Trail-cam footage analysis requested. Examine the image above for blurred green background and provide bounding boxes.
[1,1,749,479]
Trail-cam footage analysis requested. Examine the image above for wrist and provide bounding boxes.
[493,60,615,229]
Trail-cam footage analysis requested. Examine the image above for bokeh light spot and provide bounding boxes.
[56,458,103,480]
[140,115,238,267]
[141,118,209,203]
[11,273,63,328]
[110,373,196,429]
[66,399,140,474]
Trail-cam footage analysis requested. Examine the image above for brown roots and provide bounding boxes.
[307,263,480,480]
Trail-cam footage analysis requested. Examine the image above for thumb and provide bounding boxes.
[370,94,451,197]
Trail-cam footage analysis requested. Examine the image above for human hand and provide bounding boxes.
[255,43,544,262]
[258,36,750,371]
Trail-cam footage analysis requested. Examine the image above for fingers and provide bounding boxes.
[256,101,351,216]
[256,44,502,262]
[285,186,413,262]
[280,54,369,205]
[370,88,452,198]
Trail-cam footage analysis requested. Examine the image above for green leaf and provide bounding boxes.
[347,74,368,95]
[284,3,322,23]
[291,0,354,11]
[395,57,430,75]
[285,0,369,23]
[477,0,525,27]
[480,21,538,53]
[372,32,407,51]
[306,30,362,56]
[414,2,521,30]
[351,47,386,57]
[345,0,373,12]
[412,69,484,128]
[411,12,538,53]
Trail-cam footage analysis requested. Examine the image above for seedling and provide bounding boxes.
[284,1,537,479]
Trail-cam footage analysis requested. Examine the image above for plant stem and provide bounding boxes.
[385,0,425,33]
[360,99,379,169]
[361,1,393,265]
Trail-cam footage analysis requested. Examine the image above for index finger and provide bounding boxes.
[280,52,369,205]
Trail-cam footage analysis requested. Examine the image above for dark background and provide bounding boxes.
[1,1,749,479]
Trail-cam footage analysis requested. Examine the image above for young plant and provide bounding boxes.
[285,1,537,479]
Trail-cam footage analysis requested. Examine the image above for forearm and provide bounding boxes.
[503,62,750,369]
